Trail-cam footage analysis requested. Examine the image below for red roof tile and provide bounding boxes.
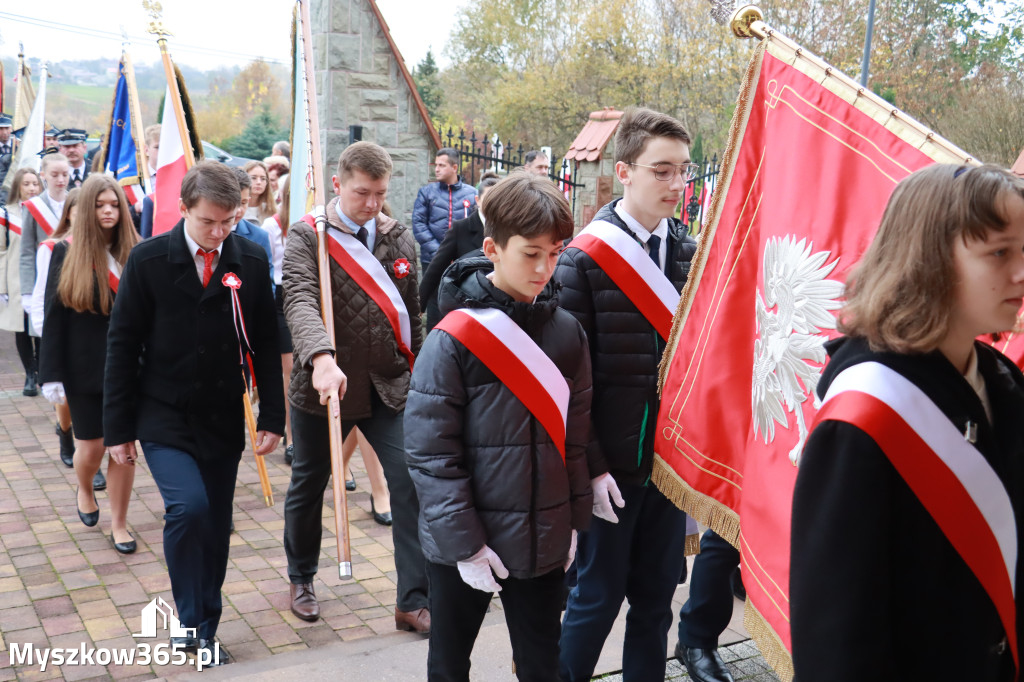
[566,108,623,161]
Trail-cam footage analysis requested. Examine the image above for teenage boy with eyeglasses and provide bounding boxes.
[555,107,698,682]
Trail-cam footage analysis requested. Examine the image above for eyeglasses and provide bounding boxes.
[629,162,700,182]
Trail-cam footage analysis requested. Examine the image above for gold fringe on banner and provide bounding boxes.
[744,599,794,682]
[658,40,767,394]
[652,457,741,548]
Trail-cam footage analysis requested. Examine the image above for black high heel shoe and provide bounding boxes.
[370,495,392,526]
[77,489,99,527]
[346,471,356,492]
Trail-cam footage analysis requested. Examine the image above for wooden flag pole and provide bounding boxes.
[144,0,195,168]
[243,389,274,507]
[121,45,153,190]
[298,0,352,580]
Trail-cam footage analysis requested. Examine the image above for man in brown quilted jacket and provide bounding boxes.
[281,142,429,633]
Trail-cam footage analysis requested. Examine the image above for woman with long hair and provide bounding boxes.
[262,180,294,460]
[1,168,43,396]
[791,164,1024,681]
[244,160,275,224]
[39,175,139,553]
[30,189,81,470]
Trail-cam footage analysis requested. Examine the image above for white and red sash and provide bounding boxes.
[24,195,60,237]
[106,251,121,294]
[813,361,1019,670]
[41,237,119,293]
[325,226,414,370]
[0,207,22,236]
[436,307,570,460]
[568,220,679,339]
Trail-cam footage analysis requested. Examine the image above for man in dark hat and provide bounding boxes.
[44,126,61,151]
[58,129,89,188]
[0,113,13,202]
[0,114,14,157]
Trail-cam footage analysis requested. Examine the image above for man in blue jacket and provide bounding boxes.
[412,148,477,326]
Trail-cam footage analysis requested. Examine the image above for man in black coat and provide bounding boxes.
[104,161,284,666]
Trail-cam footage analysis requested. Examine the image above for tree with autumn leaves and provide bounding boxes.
[195,58,290,159]
[428,0,1023,165]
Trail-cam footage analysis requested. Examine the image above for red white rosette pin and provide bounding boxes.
[222,272,251,363]
[393,258,411,279]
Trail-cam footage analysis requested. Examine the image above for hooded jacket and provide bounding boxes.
[411,178,477,266]
[405,256,593,578]
[791,336,1024,682]
[554,199,697,485]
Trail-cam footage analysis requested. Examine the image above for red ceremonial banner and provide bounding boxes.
[653,33,973,679]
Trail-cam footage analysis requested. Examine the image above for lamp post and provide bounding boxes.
[859,0,877,87]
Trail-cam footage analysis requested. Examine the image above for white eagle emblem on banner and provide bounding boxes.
[752,236,844,465]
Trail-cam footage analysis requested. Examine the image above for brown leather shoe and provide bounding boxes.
[395,607,430,633]
[290,583,320,622]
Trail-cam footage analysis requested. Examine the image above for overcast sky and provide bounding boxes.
[0,0,466,72]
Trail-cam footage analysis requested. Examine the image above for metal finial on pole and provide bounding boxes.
[729,5,766,39]
[709,0,736,26]
[859,0,877,87]
[142,0,172,39]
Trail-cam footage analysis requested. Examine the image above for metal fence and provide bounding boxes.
[682,154,722,233]
[436,127,585,214]
[435,127,720,231]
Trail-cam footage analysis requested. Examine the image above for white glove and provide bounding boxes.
[0,293,8,304]
[22,294,31,314]
[42,382,66,405]
[591,472,625,523]
[564,529,577,572]
[457,545,509,593]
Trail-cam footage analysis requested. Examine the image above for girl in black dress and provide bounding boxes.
[39,175,139,553]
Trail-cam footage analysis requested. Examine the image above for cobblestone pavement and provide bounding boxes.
[0,330,778,681]
[0,330,419,680]
[597,640,780,681]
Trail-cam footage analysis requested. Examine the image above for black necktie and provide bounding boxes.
[356,227,369,249]
[0,144,8,155]
[647,234,662,270]
[72,170,82,185]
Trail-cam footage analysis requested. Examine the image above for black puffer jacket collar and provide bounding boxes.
[437,255,560,336]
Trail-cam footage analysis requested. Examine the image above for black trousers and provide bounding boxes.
[560,482,689,682]
[677,529,740,649]
[15,314,39,376]
[283,393,428,611]
[427,561,564,682]
[142,441,238,641]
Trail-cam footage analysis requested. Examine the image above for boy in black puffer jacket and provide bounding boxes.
[405,174,593,681]
[556,107,698,682]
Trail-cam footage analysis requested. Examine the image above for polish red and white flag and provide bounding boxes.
[152,85,189,236]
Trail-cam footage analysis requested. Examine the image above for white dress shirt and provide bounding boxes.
[614,204,668,269]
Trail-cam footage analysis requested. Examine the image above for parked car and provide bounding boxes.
[202,141,254,167]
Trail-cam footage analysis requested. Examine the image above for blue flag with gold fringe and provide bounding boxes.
[104,60,140,182]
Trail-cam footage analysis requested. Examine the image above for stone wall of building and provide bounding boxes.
[310,0,436,225]
[572,145,623,231]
